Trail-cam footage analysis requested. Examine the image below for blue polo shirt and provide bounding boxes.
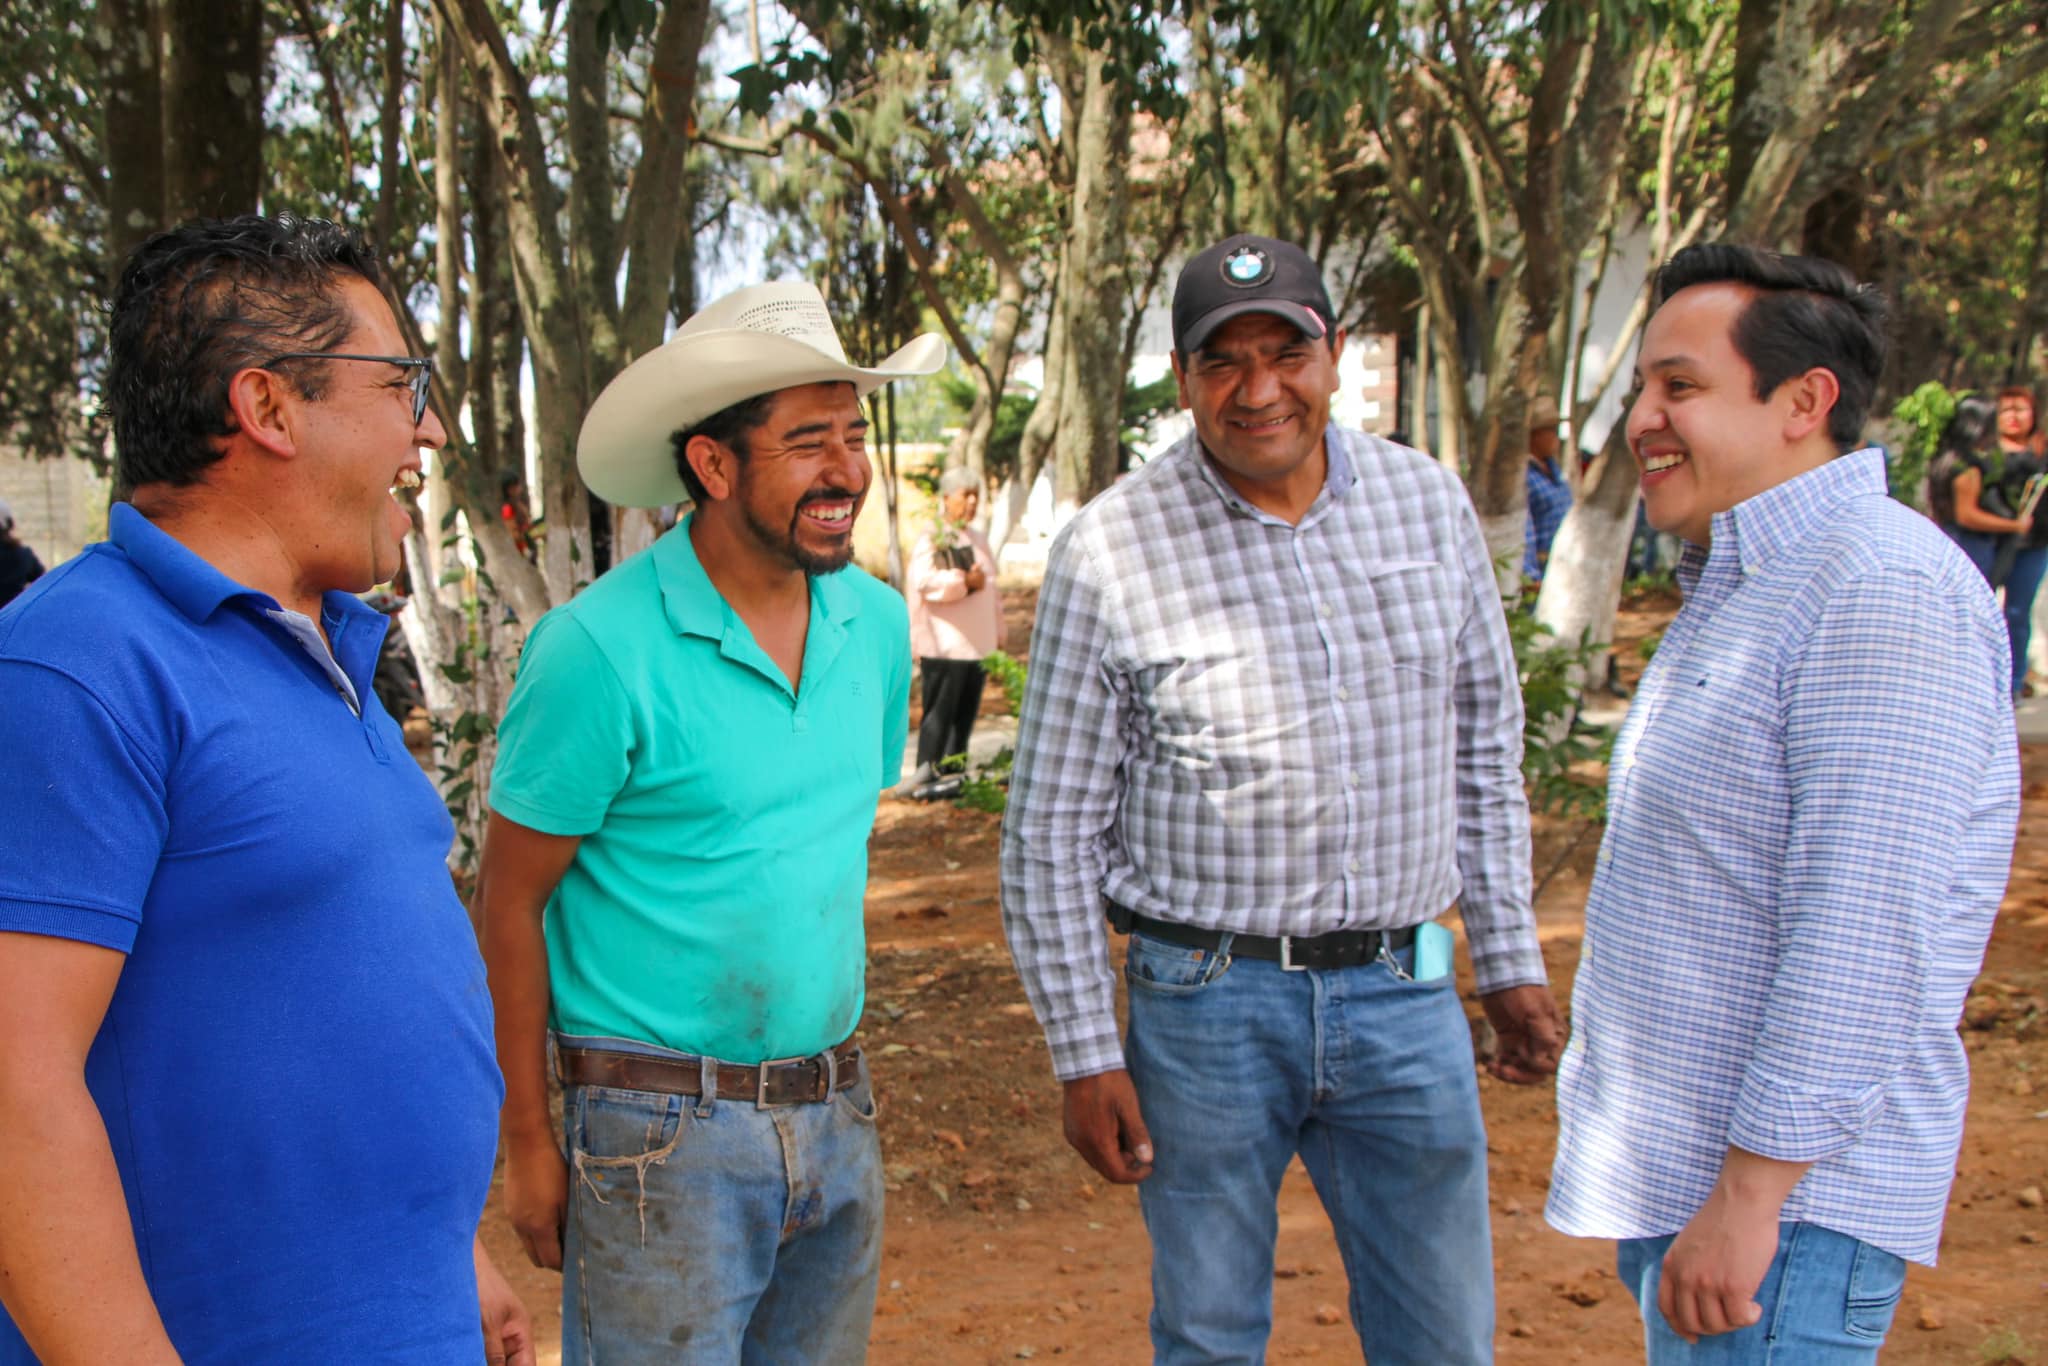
[489,517,910,1064]
[0,505,502,1364]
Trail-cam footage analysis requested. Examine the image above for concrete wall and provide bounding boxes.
[0,450,109,569]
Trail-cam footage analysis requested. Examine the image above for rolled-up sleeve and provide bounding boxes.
[999,526,1129,1081]
[1446,499,1544,993]
[1728,571,1989,1161]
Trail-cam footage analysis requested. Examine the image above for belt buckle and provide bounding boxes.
[755,1054,806,1110]
[1279,935,1306,972]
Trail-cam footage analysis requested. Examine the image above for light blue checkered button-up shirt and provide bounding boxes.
[1001,427,1545,1081]
[1545,449,2018,1265]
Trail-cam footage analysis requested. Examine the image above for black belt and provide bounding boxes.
[1108,903,1415,972]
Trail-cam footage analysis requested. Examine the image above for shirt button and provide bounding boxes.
[1336,685,1351,701]
[1347,858,1362,874]
[1345,771,1359,787]
[1319,602,1334,619]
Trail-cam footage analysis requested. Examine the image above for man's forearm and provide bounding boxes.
[1716,1146,1810,1213]
[479,894,554,1143]
[0,1078,179,1363]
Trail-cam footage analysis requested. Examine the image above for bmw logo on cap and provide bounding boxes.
[1221,246,1273,288]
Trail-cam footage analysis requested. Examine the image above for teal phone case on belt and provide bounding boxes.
[1413,921,1454,981]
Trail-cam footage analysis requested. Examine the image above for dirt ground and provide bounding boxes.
[479,587,2048,1364]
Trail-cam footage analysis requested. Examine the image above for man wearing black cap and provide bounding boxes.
[1001,234,1561,1363]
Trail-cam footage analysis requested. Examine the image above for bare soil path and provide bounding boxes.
[480,588,2048,1364]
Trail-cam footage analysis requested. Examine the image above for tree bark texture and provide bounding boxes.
[1048,41,1132,520]
[93,0,166,271]
[162,0,263,221]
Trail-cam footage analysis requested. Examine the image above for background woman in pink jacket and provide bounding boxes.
[904,468,1003,791]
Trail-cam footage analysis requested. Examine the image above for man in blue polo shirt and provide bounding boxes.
[475,281,939,1363]
[0,215,529,1364]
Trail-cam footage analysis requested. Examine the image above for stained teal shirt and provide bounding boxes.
[489,518,910,1063]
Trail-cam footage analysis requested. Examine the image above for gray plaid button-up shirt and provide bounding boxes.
[1000,426,1545,1080]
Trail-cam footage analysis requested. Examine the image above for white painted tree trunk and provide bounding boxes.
[987,473,1028,557]
[1533,494,1636,665]
[1533,429,1643,703]
[1476,509,1526,602]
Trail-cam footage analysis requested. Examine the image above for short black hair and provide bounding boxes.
[105,213,384,496]
[1940,394,1998,457]
[669,391,779,504]
[1652,244,1888,450]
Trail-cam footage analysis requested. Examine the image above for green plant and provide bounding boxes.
[1511,612,1614,820]
[1889,380,1963,511]
[982,649,1029,716]
[1975,1327,2031,1365]
[1623,567,1676,596]
[951,650,1031,813]
[957,746,1014,813]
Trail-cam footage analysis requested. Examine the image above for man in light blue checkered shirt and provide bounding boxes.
[1002,235,1563,1365]
[1546,244,2018,1363]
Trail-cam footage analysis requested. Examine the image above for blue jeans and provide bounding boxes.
[557,1037,884,1365]
[1123,931,1494,1365]
[1616,1222,1907,1364]
[2001,543,2046,696]
[1941,525,1999,586]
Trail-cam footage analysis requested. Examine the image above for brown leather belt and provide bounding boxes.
[555,1040,863,1109]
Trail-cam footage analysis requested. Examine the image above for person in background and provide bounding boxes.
[1991,385,2046,698]
[902,467,1003,794]
[0,499,43,610]
[1524,393,1572,582]
[1925,394,2019,583]
[500,470,536,562]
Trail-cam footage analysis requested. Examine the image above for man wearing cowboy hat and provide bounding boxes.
[474,280,941,1364]
[1523,392,1572,582]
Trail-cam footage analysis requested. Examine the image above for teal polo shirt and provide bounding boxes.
[489,518,910,1063]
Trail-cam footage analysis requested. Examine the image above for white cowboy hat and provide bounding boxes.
[577,280,947,507]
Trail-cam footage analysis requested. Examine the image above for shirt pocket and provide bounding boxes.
[1362,559,1461,676]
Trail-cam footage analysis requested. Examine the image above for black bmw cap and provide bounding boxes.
[1171,234,1336,355]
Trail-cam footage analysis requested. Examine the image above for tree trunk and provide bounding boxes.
[1533,422,1638,691]
[939,164,1029,485]
[990,270,1069,555]
[374,0,405,250]
[93,0,166,271]
[1048,42,1132,522]
[162,0,263,220]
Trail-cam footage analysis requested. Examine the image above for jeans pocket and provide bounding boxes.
[836,1060,879,1125]
[1123,931,1230,995]
[570,1085,686,1164]
[1843,1240,1907,1341]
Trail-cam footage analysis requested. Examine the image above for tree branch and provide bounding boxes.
[616,0,713,356]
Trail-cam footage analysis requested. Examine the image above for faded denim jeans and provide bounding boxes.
[1617,1222,1907,1364]
[1123,931,1496,1365]
[556,1035,884,1365]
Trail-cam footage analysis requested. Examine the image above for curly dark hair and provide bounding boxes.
[668,391,780,504]
[1653,244,1889,450]
[105,213,385,496]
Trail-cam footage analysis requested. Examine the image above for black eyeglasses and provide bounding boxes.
[260,352,435,425]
